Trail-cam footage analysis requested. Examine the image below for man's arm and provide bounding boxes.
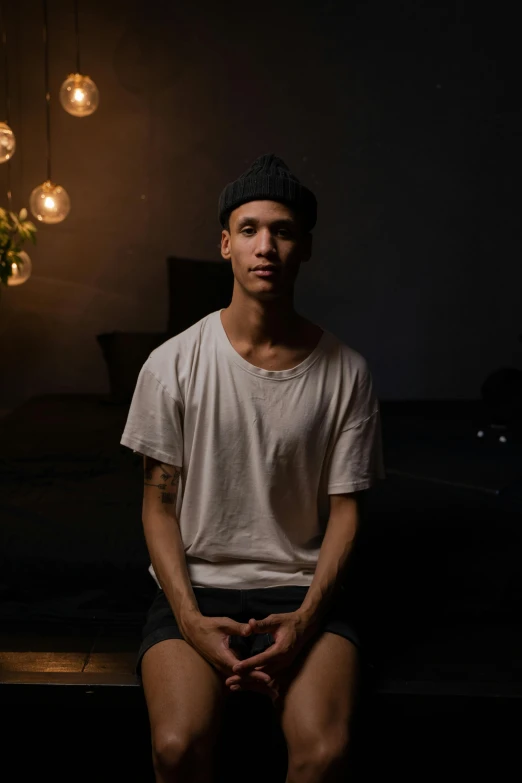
[141,455,202,633]
[295,492,360,631]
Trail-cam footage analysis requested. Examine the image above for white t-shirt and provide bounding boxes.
[120,308,386,590]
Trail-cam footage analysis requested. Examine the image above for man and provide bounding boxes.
[120,153,386,783]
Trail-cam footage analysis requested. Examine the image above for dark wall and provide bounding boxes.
[0,0,520,409]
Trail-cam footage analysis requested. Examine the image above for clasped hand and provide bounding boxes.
[225,611,316,694]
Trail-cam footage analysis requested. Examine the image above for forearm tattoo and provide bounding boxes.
[144,457,181,505]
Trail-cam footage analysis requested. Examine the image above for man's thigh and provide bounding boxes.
[141,638,227,757]
[274,631,360,745]
[241,584,360,720]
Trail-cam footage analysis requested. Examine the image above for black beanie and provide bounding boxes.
[218,153,317,231]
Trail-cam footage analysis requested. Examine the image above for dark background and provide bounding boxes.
[1,0,521,411]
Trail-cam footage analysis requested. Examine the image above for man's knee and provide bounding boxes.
[287,730,351,781]
[152,729,213,778]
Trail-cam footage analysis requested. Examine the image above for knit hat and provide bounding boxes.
[218,153,317,231]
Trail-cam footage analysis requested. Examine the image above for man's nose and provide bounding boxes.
[255,229,276,256]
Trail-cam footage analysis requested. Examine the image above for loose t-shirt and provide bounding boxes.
[120,308,386,590]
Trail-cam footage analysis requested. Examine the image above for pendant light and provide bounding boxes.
[59,0,99,117]
[6,249,32,286]
[0,1,15,163]
[30,0,70,224]
[0,1,31,286]
[0,121,15,162]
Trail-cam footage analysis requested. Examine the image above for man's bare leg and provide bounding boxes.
[141,638,227,783]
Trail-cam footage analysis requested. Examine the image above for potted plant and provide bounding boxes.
[0,206,37,287]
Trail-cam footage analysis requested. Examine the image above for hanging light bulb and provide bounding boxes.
[30,180,70,224]
[60,1,99,117]
[0,121,15,163]
[1,3,17,162]
[30,1,71,224]
[6,249,32,286]
[59,72,99,116]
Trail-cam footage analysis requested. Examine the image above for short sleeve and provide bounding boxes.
[327,366,386,494]
[120,364,184,466]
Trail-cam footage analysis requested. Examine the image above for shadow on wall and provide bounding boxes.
[113,6,196,96]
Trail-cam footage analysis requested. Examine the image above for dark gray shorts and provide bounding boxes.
[135,583,363,685]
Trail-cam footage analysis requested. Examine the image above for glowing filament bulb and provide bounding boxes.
[7,250,32,285]
[59,73,99,117]
[30,180,71,224]
[0,121,16,163]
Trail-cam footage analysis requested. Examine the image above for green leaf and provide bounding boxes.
[19,207,27,221]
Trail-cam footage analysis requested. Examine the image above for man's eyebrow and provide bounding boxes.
[235,216,296,229]
[236,216,258,228]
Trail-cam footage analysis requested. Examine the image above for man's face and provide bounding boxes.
[220,200,312,300]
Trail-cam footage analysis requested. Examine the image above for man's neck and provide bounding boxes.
[220,299,307,350]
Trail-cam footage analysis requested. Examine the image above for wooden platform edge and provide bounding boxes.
[1,671,522,700]
[0,671,139,686]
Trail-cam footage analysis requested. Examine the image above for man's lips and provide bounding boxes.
[252,268,278,276]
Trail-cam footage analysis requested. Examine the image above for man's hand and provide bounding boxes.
[225,611,319,687]
[228,667,281,702]
[179,613,280,700]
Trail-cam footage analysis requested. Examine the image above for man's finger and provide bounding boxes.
[232,645,282,673]
[219,617,252,636]
[221,647,244,671]
[230,680,279,699]
[249,616,278,631]
[226,670,271,686]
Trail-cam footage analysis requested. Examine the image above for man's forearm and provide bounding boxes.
[143,510,202,632]
[296,495,360,630]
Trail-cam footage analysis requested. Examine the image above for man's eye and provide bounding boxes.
[241,228,254,235]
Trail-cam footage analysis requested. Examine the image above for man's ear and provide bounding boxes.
[221,229,231,260]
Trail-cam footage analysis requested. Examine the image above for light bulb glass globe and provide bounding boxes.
[7,250,32,286]
[59,73,99,117]
[0,121,16,163]
[30,180,71,224]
